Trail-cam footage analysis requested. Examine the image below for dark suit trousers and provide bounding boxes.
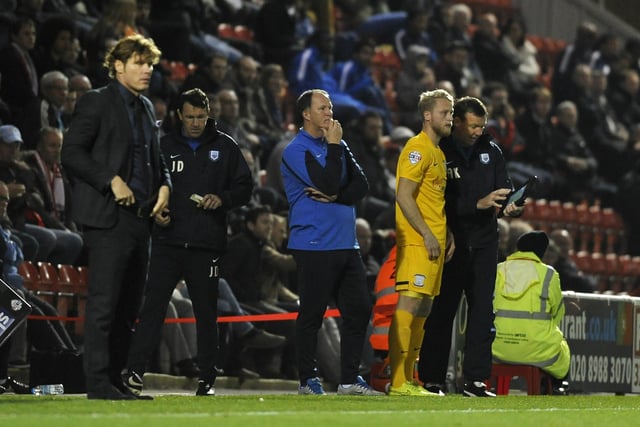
[127,244,220,383]
[82,208,152,393]
[291,249,372,384]
[418,241,498,385]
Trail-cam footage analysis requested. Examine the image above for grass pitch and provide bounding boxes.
[1,393,638,427]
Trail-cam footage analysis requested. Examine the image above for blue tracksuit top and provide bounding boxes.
[281,129,368,251]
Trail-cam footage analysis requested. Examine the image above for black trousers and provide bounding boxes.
[127,244,220,383]
[292,249,371,384]
[418,241,498,384]
[82,209,152,393]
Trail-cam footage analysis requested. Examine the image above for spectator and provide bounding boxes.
[0,125,82,265]
[253,63,291,165]
[215,88,261,156]
[395,46,436,132]
[181,52,230,95]
[549,228,597,293]
[68,73,92,100]
[497,217,510,263]
[552,21,599,105]
[21,127,80,235]
[617,160,640,256]
[393,7,437,63]
[214,277,288,378]
[582,68,630,184]
[484,81,524,160]
[221,205,298,379]
[589,32,623,76]
[344,111,394,224]
[512,86,556,196]
[0,180,77,393]
[254,0,312,67]
[426,1,453,57]
[433,40,478,98]
[331,37,393,133]
[226,55,260,121]
[287,30,377,126]
[447,3,473,48]
[472,13,519,87]
[550,100,611,204]
[499,16,541,106]
[32,14,76,78]
[505,218,534,256]
[493,231,571,394]
[20,70,68,149]
[606,68,640,132]
[0,15,38,125]
[356,217,380,294]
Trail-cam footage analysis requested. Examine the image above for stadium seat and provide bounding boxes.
[489,363,552,395]
[18,261,40,291]
[217,23,235,39]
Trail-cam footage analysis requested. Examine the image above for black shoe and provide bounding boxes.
[243,329,286,349]
[463,381,496,397]
[551,380,570,396]
[0,377,31,395]
[118,372,153,400]
[87,385,137,400]
[175,359,200,378]
[195,380,215,396]
[423,383,446,396]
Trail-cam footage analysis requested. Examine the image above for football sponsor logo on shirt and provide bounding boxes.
[409,151,422,165]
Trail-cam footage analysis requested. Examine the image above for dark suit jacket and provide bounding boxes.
[61,81,172,229]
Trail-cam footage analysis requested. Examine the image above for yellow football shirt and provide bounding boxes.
[395,131,447,246]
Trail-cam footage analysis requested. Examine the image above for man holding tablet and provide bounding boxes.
[417,96,523,397]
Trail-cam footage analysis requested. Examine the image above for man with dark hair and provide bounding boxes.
[62,34,171,400]
[123,87,253,397]
[281,89,382,395]
[418,96,523,397]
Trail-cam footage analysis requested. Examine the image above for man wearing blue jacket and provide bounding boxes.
[123,88,253,397]
[281,89,382,396]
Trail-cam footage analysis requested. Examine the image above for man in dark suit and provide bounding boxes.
[62,34,171,400]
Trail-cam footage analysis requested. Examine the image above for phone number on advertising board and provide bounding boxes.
[570,354,633,384]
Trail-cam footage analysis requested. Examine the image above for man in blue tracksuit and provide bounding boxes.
[281,89,382,396]
[124,88,253,397]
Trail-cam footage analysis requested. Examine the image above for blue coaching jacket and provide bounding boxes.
[281,129,368,251]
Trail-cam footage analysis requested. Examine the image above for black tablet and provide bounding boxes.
[498,176,537,217]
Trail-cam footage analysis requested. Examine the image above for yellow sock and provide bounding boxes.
[389,309,414,388]
[406,316,426,382]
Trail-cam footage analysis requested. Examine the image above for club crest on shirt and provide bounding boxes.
[413,274,425,287]
[209,150,220,162]
[409,151,422,165]
[10,299,23,311]
[479,153,490,164]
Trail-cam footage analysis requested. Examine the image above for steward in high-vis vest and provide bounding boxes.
[492,231,570,381]
[370,245,398,353]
